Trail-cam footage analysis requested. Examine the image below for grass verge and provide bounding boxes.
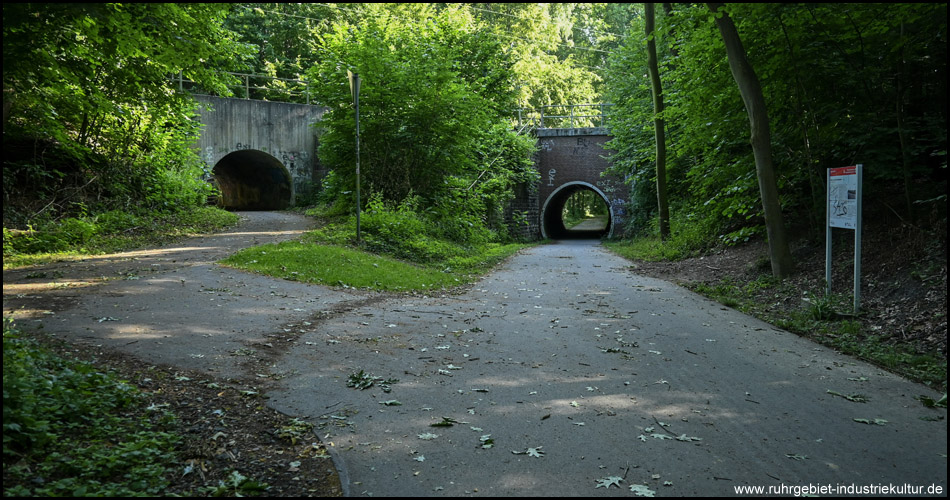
[606,238,947,390]
[603,237,687,262]
[221,239,529,293]
[689,279,947,388]
[222,204,533,293]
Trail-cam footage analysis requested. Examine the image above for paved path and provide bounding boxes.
[567,216,608,231]
[269,240,946,497]
[3,217,946,497]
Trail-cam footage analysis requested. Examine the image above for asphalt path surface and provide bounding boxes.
[3,212,946,497]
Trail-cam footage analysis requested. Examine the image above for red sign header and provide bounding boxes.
[830,166,857,176]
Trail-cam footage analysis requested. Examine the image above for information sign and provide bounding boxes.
[825,164,863,312]
[828,166,858,229]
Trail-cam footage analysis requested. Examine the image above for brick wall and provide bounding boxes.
[536,129,627,239]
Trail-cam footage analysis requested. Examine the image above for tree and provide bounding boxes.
[707,3,793,278]
[307,4,536,236]
[3,4,251,219]
[470,3,602,114]
[222,3,351,102]
[605,3,945,257]
[645,3,670,240]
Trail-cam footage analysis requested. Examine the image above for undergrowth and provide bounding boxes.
[606,233,947,390]
[222,198,531,292]
[687,276,947,389]
[2,319,180,496]
[3,207,240,269]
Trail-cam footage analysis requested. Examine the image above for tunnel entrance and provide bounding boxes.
[541,182,612,239]
[211,150,292,210]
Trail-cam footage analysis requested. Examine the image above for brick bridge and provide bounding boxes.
[520,127,626,240]
[193,96,625,239]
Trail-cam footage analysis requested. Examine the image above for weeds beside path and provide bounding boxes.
[3,211,347,497]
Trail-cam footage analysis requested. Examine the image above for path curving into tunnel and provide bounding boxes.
[212,150,292,210]
[541,181,613,240]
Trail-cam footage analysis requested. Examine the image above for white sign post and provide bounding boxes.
[826,164,863,312]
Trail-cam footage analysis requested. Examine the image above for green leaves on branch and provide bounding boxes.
[605,3,947,246]
[3,4,253,220]
[307,4,537,241]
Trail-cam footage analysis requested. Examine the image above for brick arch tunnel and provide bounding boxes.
[541,181,613,240]
[211,150,292,210]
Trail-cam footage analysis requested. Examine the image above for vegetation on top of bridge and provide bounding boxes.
[515,103,615,130]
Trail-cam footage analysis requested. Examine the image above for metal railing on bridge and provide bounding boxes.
[514,103,614,130]
[171,71,313,104]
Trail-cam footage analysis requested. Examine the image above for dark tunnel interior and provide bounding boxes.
[211,150,292,210]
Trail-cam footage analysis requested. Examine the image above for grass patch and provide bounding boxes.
[604,237,686,262]
[222,240,528,292]
[223,203,533,292]
[222,242,465,291]
[776,313,947,387]
[2,319,180,496]
[3,207,240,269]
[604,213,720,261]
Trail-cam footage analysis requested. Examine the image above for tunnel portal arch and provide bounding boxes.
[212,150,292,210]
[541,181,614,240]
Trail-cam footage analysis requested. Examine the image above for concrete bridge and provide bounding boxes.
[193,95,327,210]
[193,96,625,239]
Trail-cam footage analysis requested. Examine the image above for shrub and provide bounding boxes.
[3,319,179,496]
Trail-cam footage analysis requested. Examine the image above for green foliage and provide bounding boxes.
[803,292,838,321]
[3,3,252,228]
[232,201,531,292]
[309,5,514,204]
[275,418,314,445]
[605,3,947,251]
[3,207,239,268]
[201,470,269,497]
[470,3,610,109]
[3,319,179,496]
[562,190,609,228]
[662,278,947,388]
[222,236,527,292]
[222,4,345,102]
[305,5,540,244]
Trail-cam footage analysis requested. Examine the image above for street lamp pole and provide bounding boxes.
[348,70,361,244]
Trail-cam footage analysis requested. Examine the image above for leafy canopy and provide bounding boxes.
[3,4,253,222]
[307,4,537,241]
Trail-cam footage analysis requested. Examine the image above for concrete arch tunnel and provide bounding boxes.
[212,150,292,210]
[541,181,614,240]
[192,95,328,211]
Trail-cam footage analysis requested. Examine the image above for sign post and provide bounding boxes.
[348,70,361,244]
[826,164,863,312]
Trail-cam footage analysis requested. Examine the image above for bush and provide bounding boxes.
[95,209,143,234]
[3,319,179,496]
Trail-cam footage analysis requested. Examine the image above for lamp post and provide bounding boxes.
[348,70,361,244]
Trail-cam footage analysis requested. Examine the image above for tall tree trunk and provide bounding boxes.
[707,3,794,278]
[645,3,670,240]
[895,19,914,221]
